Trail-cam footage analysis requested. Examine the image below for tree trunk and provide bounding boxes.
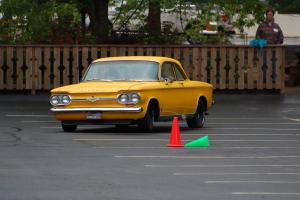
[85,0,110,43]
[147,0,161,36]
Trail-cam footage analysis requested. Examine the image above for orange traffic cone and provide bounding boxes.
[167,117,184,147]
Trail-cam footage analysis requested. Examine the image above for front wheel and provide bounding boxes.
[138,104,154,132]
[186,101,205,128]
[61,122,77,132]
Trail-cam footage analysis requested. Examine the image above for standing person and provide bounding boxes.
[256,8,284,44]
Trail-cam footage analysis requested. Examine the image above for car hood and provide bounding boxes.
[51,81,149,94]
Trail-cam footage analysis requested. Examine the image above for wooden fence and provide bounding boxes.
[0,45,285,93]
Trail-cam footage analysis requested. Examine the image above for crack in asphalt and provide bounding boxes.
[0,126,23,146]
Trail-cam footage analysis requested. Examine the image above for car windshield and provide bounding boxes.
[83,60,159,81]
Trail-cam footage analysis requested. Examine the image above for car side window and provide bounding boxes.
[174,64,186,81]
[161,63,175,80]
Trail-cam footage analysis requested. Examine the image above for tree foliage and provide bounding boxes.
[268,0,300,14]
[0,0,266,44]
[0,0,80,44]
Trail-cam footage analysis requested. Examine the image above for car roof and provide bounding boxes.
[92,56,181,65]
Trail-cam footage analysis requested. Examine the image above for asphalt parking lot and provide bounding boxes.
[0,93,300,200]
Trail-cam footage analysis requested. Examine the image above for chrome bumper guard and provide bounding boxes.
[50,107,143,113]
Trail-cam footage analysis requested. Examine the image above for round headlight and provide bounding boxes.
[119,94,129,104]
[50,95,60,105]
[62,95,71,105]
[131,93,140,103]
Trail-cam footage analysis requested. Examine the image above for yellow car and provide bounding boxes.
[50,56,213,132]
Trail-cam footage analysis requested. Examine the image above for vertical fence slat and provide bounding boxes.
[211,48,217,89]
[173,48,180,61]
[72,47,79,83]
[192,48,200,81]
[257,50,264,89]
[281,47,285,93]
[127,47,135,56]
[276,47,285,93]
[63,47,69,85]
[228,48,236,89]
[0,48,4,89]
[238,47,245,90]
[155,48,162,57]
[44,48,51,90]
[219,47,226,89]
[7,47,14,90]
[247,48,254,89]
[91,47,98,61]
[266,48,273,89]
[275,47,283,90]
[146,48,153,56]
[82,47,89,76]
[183,48,190,78]
[137,47,144,56]
[53,48,60,87]
[26,48,33,90]
[16,47,23,90]
[110,47,118,57]
[119,47,126,56]
[201,48,207,83]
[35,48,42,90]
[100,47,108,58]
[165,48,172,58]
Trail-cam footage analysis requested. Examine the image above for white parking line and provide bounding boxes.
[6,114,53,117]
[208,117,283,119]
[232,192,300,195]
[39,126,300,131]
[212,147,300,149]
[22,121,57,123]
[207,122,300,124]
[184,133,300,135]
[115,155,300,159]
[282,116,300,122]
[205,128,300,131]
[95,147,166,149]
[74,139,167,141]
[75,138,299,142]
[40,127,61,129]
[174,173,300,175]
[207,181,300,184]
[93,146,300,149]
[33,122,300,125]
[145,164,300,168]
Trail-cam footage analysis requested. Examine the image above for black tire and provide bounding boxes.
[186,101,205,128]
[61,122,77,132]
[138,104,155,132]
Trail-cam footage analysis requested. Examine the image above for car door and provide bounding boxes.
[173,63,198,114]
[159,62,185,115]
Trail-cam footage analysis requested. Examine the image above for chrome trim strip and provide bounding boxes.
[50,107,142,113]
[72,98,118,102]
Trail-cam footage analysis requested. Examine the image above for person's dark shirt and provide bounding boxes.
[256,21,284,44]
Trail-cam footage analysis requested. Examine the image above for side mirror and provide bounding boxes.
[164,76,175,83]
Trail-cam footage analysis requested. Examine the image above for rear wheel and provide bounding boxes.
[61,122,77,132]
[186,101,205,128]
[138,104,154,132]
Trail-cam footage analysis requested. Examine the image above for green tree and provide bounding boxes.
[0,0,80,44]
[78,0,110,43]
[268,0,300,14]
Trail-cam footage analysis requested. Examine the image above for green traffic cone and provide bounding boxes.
[185,135,210,148]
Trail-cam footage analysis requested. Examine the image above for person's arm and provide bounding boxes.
[278,26,284,44]
[256,24,263,39]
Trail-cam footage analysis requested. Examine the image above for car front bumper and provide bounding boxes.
[50,107,143,113]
